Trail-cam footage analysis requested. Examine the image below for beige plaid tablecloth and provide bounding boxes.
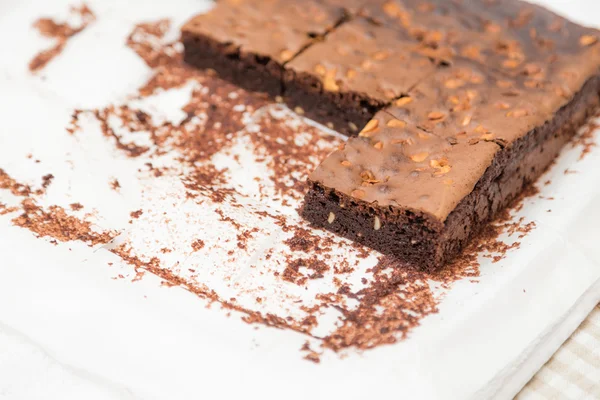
[517,305,600,399]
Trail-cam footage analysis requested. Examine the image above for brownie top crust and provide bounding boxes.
[181,0,347,64]
[307,1,600,223]
[285,17,437,103]
[309,107,499,223]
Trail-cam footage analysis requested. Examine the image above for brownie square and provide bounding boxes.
[181,0,348,97]
[283,18,437,136]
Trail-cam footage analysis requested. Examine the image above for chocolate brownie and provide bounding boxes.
[303,62,600,270]
[182,0,600,270]
[282,17,437,136]
[181,0,348,97]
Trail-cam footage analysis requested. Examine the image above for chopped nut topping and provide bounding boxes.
[351,189,366,199]
[391,138,413,145]
[373,216,381,231]
[427,111,446,121]
[314,64,326,76]
[348,122,358,132]
[372,50,390,61]
[358,119,379,137]
[386,119,406,128]
[430,158,451,176]
[340,160,352,167]
[461,45,482,60]
[554,86,570,98]
[383,89,397,99]
[323,69,340,92]
[444,79,465,89]
[294,106,305,115]
[361,59,373,71]
[373,141,384,150]
[394,96,413,107]
[474,125,488,133]
[480,133,495,141]
[506,109,529,117]
[280,49,294,62]
[410,152,429,162]
[417,132,429,140]
[346,69,357,79]
[444,179,454,185]
[461,115,472,126]
[580,35,598,46]
[495,101,511,109]
[502,59,521,69]
[327,212,335,224]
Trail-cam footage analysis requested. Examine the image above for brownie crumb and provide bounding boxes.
[109,178,121,191]
[70,202,84,211]
[29,4,96,73]
[130,209,143,219]
[12,199,115,245]
[191,239,205,252]
[572,109,600,160]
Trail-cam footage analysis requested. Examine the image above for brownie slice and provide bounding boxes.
[283,18,437,136]
[181,0,348,97]
[303,59,600,270]
[181,0,600,270]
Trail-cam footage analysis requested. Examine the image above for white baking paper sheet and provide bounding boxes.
[1,0,599,399]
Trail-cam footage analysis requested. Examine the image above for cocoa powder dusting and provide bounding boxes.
[29,4,96,72]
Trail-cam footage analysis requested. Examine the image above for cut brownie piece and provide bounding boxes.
[283,17,437,135]
[303,55,600,270]
[181,0,348,97]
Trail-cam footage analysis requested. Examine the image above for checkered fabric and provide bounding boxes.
[517,305,600,399]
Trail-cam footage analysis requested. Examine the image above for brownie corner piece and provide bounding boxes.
[181,0,348,98]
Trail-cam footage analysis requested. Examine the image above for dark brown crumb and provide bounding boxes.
[191,239,205,252]
[126,19,178,69]
[130,209,143,219]
[0,169,33,197]
[29,4,96,73]
[282,257,329,285]
[12,199,115,245]
[110,178,121,191]
[0,203,19,215]
[572,109,600,160]
[301,342,321,364]
[70,202,84,211]
[41,174,54,189]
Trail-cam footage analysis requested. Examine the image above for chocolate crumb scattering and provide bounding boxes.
[29,4,96,72]
[126,19,180,69]
[14,14,588,361]
[12,199,115,246]
[130,209,143,219]
[191,239,205,252]
[0,168,32,197]
[572,109,600,160]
